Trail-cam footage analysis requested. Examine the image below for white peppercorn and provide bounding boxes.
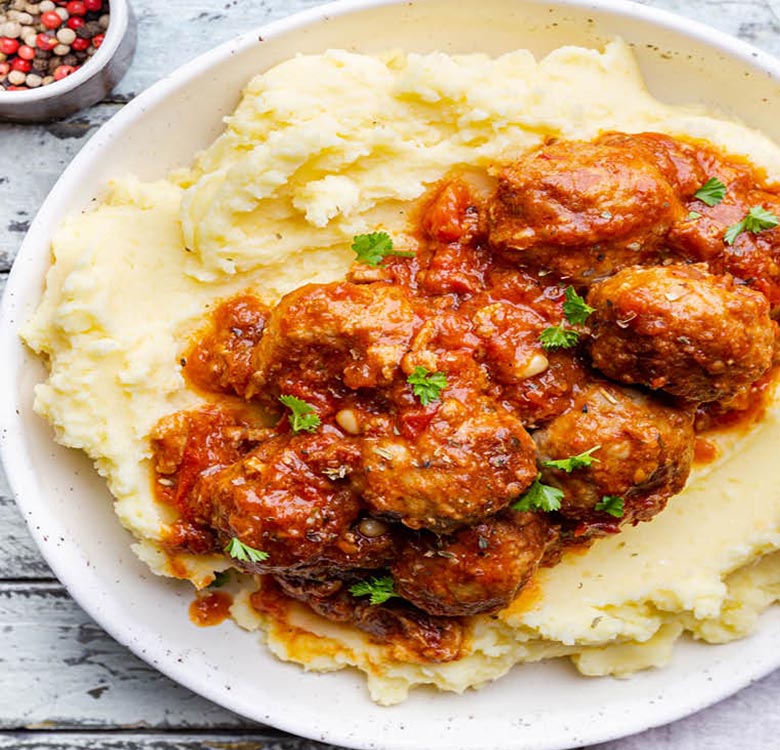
[7,68,25,84]
[56,27,75,44]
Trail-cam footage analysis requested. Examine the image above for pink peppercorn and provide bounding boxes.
[16,44,35,60]
[0,62,10,75]
[91,33,104,48]
[53,63,76,80]
[67,16,85,29]
[0,37,19,55]
[11,57,31,72]
[66,1,86,15]
[41,11,64,29]
[84,0,102,10]
[70,36,88,51]
[36,32,58,51]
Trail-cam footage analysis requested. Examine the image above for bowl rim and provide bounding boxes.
[3,0,780,747]
[0,0,128,101]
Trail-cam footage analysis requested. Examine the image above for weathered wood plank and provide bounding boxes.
[0,479,52,581]
[0,583,252,730]
[0,732,335,749]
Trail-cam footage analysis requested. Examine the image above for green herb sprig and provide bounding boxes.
[539,286,594,350]
[594,495,625,518]
[512,476,564,513]
[693,177,726,207]
[349,575,397,605]
[352,232,415,266]
[278,395,321,433]
[543,445,601,472]
[225,537,269,563]
[407,366,448,406]
[724,205,780,246]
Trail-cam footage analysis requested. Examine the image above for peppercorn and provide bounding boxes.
[0,0,109,90]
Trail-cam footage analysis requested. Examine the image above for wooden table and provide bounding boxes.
[3,0,780,747]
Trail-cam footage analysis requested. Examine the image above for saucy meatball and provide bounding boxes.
[358,396,538,533]
[184,293,269,397]
[249,281,419,408]
[189,431,396,577]
[392,510,554,616]
[488,139,684,283]
[587,264,777,402]
[533,383,695,528]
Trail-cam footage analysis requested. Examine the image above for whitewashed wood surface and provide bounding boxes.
[3,0,780,747]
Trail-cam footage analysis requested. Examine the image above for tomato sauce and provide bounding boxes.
[189,591,234,627]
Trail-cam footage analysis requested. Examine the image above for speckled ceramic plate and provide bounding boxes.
[3,1,780,748]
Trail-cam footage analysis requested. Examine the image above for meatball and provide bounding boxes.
[248,281,419,409]
[488,139,684,283]
[358,396,538,533]
[595,132,708,197]
[392,510,555,616]
[184,293,269,397]
[533,382,695,528]
[671,189,780,315]
[587,264,777,402]
[189,431,397,577]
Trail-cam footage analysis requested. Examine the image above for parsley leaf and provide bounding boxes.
[539,326,580,350]
[349,575,398,605]
[279,394,321,433]
[225,537,269,563]
[594,495,625,518]
[208,570,231,588]
[543,445,601,472]
[693,177,726,207]
[351,232,415,266]
[724,205,780,245]
[407,366,448,406]
[512,476,564,513]
[687,211,702,221]
[562,286,595,326]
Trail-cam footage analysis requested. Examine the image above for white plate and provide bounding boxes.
[3,1,780,748]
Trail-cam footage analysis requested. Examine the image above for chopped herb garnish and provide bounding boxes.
[724,205,780,246]
[349,575,397,605]
[693,177,727,207]
[562,286,595,325]
[351,231,415,266]
[539,326,580,350]
[543,445,601,472]
[208,570,231,588]
[278,394,321,433]
[595,495,625,518]
[407,366,448,406]
[687,211,702,221]
[225,537,269,563]
[512,476,564,513]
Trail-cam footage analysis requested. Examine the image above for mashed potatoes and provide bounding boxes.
[23,40,780,705]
